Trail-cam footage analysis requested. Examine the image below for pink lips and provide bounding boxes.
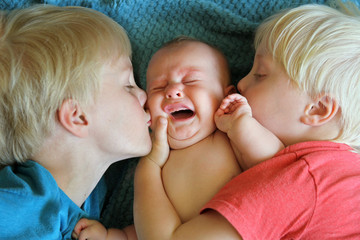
[164,103,195,121]
[145,111,152,126]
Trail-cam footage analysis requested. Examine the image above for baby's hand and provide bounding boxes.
[215,93,252,133]
[142,116,169,168]
[72,218,107,240]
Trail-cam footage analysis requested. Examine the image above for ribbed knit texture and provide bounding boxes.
[1,0,358,229]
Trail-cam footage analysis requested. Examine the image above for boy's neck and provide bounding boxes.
[50,161,108,207]
[32,136,109,207]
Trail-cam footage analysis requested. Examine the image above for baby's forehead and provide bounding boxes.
[162,40,218,55]
[146,40,230,85]
[151,41,227,70]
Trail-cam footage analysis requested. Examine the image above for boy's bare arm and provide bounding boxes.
[228,115,284,169]
[215,94,284,170]
[134,117,241,240]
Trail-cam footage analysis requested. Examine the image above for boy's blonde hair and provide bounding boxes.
[254,3,360,152]
[0,5,131,165]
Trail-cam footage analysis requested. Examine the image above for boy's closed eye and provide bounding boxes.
[125,84,135,90]
[253,73,266,80]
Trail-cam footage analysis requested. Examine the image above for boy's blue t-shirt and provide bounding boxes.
[0,160,106,240]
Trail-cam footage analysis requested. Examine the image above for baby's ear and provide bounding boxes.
[224,85,236,96]
[300,94,339,126]
[57,99,89,137]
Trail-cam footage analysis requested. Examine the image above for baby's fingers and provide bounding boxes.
[153,117,168,145]
[72,218,88,239]
[146,117,169,168]
[219,94,242,109]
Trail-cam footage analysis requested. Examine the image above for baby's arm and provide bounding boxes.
[72,218,136,240]
[134,117,240,240]
[134,117,178,239]
[215,93,284,170]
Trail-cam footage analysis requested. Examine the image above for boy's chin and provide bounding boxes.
[143,139,153,155]
[132,138,153,158]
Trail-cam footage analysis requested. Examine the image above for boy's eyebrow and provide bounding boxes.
[253,53,271,73]
[121,62,133,71]
[253,54,262,65]
[254,52,265,60]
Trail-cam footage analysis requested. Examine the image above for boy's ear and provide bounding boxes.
[224,85,237,96]
[57,99,89,137]
[300,94,339,126]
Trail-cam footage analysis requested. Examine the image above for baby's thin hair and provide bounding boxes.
[159,35,231,86]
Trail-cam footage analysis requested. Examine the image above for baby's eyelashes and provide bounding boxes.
[182,79,199,85]
[148,84,167,93]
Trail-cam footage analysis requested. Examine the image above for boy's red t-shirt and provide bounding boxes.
[202,141,360,239]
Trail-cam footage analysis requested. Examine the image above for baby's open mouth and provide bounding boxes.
[171,109,195,120]
[164,104,195,121]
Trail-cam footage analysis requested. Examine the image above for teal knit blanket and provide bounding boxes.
[1,0,358,229]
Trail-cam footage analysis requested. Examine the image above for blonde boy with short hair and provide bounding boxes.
[0,5,151,239]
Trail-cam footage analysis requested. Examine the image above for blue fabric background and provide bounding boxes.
[1,0,359,229]
[3,0,352,88]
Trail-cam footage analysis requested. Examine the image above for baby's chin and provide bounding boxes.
[168,136,199,150]
[167,123,217,150]
[167,130,212,149]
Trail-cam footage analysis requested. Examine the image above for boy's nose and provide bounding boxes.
[138,88,147,107]
[237,75,249,94]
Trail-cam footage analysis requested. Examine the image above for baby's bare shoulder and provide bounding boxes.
[209,130,235,154]
[200,131,241,174]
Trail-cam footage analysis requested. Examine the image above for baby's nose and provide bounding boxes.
[166,85,183,99]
